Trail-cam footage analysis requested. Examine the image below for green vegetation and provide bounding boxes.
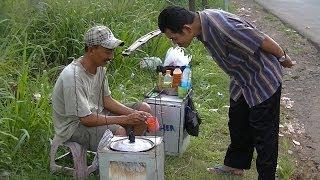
[0,0,294,179]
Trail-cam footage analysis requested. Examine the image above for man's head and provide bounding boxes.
[84,25,124,65]
[158,6,196,47]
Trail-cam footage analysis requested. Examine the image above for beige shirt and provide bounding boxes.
[52,57,111,142]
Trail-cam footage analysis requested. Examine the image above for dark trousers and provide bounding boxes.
[224,86,281,180]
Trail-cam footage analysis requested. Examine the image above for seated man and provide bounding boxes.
[52,25,151,151]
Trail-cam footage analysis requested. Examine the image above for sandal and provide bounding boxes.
[207,165,244,176]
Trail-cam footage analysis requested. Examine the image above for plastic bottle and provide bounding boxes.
[181,66,191,89]
[163,70,172,88]
[172,68,182,88]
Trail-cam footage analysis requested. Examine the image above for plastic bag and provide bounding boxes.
[92,129,114,168]
[185,96,201,136]
[163,47,192,66]
[139,57,162,70]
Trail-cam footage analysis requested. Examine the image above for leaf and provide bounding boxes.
[0,118,15,124]
[13,129,30,154]
[0,140,8,148]
[0,131,19,141]
[209,109,218,112]
[0,19,10,24]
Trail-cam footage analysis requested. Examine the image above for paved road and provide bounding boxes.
[255,0,320,47]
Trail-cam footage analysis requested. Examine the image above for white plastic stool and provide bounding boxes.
[50,137,97,179]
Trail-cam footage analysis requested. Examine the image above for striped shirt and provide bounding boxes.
[198,9,283,107]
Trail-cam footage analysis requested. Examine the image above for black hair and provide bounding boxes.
[84,45,99,52]
[158,6,196,33]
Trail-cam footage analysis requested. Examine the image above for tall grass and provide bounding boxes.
[0,0,172,176]
[0,0,253,179]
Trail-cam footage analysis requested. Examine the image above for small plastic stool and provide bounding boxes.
[50,137,97,179]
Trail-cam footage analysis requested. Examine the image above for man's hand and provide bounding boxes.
[136,111,152,119]
[125,111,148,125]
[280,54,296,68]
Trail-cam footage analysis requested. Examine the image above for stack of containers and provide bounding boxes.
[157,47,192,97]
[156,66,191,98]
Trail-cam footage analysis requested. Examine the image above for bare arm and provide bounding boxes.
[261,35,296,68]
[103,95,136,115]
[79,95,151,127]
[260,35,284,58]
[79,114,128,127]
[79,112,149,127]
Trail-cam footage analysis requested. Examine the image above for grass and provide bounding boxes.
[0,0,295,179]
[277,136,295,180]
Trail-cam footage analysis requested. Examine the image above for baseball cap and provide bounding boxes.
[84,25,124,49]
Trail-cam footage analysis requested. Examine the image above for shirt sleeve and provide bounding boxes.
[211,11,266,56]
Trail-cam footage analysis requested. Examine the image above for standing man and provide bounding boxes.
[158,6,295,179]
[52,25,151,152]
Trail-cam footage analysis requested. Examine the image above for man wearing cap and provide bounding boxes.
[158,6,296,180]
[52,25,151,151]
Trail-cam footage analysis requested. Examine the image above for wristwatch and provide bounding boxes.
[278,51,287,62]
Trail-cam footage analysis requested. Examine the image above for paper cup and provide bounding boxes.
[145,116,160,133]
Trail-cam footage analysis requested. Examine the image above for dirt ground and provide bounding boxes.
[232,0,320,179]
